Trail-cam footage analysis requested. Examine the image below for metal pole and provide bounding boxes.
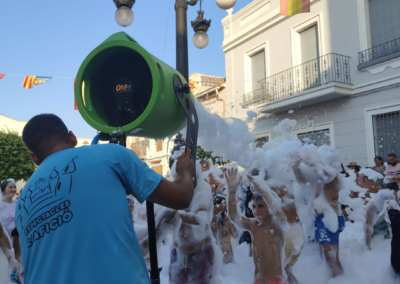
[146,201,160,284]
[175,0,189,81]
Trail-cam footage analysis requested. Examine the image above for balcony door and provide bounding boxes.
[300,25,321,90]
[369,0,400,48]
[251,51,266,91]
[250,50,266,102]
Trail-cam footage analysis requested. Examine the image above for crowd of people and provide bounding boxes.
[1,114,400,284]
[122,150,400,284]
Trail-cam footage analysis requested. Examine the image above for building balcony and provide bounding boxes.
[242,53,352,113]
[358,38,400,70]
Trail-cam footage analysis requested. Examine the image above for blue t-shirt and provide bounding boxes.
[16,144,164,284]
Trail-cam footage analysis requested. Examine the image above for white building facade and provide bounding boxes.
[222,0,400,167]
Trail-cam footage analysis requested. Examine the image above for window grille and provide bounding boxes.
[297,129,331,147]
[372,111,400,158]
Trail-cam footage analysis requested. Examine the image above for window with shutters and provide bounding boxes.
[156,140,163,152]
[152,165,163,175]
[300,25,321,89]
[300,26,319,63]
[297,129,331,147]
[369,0,400,48]
[372,111,400,159]
[251,51,266,91]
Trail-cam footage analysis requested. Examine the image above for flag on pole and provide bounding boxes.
[74,78,78,110]
[0,74,5,80]
[34,76,52,86]
[189,81,198,91]
[280,0,310,16]
[22,76,37,89]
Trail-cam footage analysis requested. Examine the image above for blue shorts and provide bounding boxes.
[315,215,345,245]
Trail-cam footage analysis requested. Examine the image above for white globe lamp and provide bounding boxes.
[215,0,236,10]
[193,31,210,49]
[115,6,134,27]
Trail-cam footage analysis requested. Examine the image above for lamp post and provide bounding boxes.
[111,1,236,283]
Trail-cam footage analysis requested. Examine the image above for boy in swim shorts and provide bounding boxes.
[226,169,288,284]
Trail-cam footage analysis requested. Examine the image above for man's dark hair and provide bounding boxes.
[388,153,397,158]
[387,182,399,192]
[22,114,71,160]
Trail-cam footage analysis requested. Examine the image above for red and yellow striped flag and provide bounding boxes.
[22,76,37,89]
[280,0,310,16]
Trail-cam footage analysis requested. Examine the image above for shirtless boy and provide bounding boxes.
[214,195,238,264]
[272,186,303,284]
[226,168,288,284]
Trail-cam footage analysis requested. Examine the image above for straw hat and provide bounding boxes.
[346,161,361,169]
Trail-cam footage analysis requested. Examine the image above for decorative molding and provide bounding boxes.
[356,0,371,51]
[222,0,322,52]
[240,2,271,27]
[359,56,400,74]
[222,0,266,25]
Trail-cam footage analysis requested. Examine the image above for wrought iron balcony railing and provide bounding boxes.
[243,53,351,107]
[358,37,400,67]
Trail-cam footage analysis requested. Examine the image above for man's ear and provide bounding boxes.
[29,152,41,166]
[69,131,78,147]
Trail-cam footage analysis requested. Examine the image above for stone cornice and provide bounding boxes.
[222,0,267,25]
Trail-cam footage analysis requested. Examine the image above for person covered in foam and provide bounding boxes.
[292,144,345,278]
[168,154,217,284]
[365,182,398,249]
[226,168,290,284]
[249,168,304,284]
[214,195,238,264]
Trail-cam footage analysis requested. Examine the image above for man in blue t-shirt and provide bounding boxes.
[16,114,195,284]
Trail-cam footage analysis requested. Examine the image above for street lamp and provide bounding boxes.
[215,0,236,10]
[191,7,211,49]
[114,0,135,27]
[110,1,236,283]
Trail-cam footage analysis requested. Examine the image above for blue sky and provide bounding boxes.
[0,0,250,138]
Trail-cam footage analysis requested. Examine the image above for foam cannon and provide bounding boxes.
[74,32,198,283]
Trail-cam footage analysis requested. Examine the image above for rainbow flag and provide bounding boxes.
[0,74,5,80]
[280,0,310,16]
[34,76,52,86]
[22,76,37,89]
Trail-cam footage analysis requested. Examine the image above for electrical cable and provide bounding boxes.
[162,0,173,60]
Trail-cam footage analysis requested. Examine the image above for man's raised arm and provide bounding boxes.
[225,169,252,231]
[147,149,195,210]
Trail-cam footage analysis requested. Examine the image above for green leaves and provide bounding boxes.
[0,129,35,182]
[196,145,229,166]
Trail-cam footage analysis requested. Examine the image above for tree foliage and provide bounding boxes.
[196,146,230,166]
[0,129,35,182]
